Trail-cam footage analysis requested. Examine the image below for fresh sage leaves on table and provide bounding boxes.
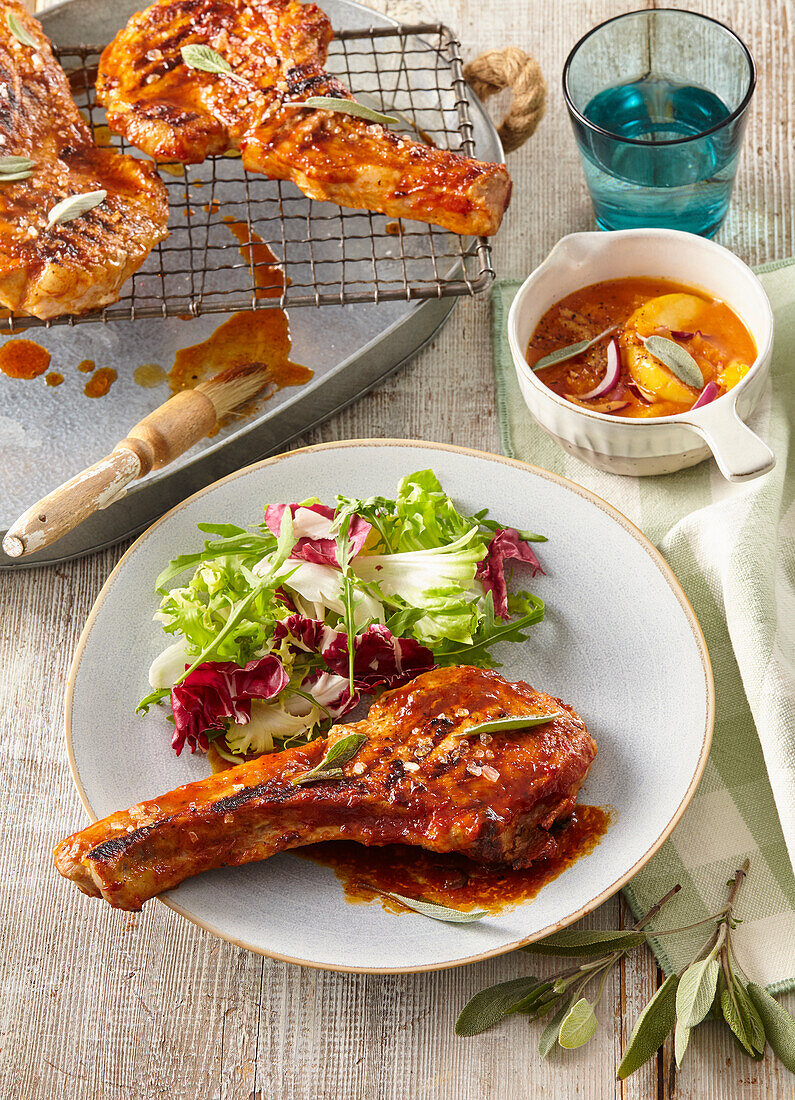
[47,190,107,228]
[453,713,556,739]
[522,928,647,956]
[290,96,399,126]
[640,335,704,389]
[456,859,795,1080]
[558,998,598,1049]
[6,11,37,48]
[383,892,487,924]
[290,732,367,785]
[617,973,679,1078]
[181,44,246,84]
[748,983,795,1070]
[0,155,33,182]
[531,326,617,371]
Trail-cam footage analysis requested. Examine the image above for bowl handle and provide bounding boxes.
[678,397,775,482]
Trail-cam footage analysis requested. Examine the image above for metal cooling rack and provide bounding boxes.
[15,24,496,332]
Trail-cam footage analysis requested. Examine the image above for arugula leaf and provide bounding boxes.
[435,591,545,667]
[335,511,361,696]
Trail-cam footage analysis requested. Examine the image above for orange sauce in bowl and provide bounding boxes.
[527,278,756,418]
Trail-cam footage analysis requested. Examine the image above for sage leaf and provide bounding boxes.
[558,998,598,1049]
[617,973,679,1078]
[720,973,764,1059]
[513,981,554,1015]
[47,190,106,228]
[290,732,367,785]
[733,979,766,1055]
[523,929,646,957]
[181,43,234,76]
[0,156,33,174]
[539,998,573,1058]
[456,976,542,1035]
[6,11,37,47]
[384,892,487,924]
[747,983,795,1071]
[676,956,720,1029]
[674,1018,691,1067]
[453,713,557,739]
[640,335,703,389]
[531,326,616,371]
[290,96,399,126]
[0,170,32,182]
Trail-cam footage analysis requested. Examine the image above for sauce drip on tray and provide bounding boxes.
[84,366,117,398]
[168,221,311,419]
[0,339,50,379]
[297,805,611,915]
[134,363,167,388]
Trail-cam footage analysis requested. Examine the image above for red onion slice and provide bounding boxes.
[692,381,720,409]
[578,337,622,400]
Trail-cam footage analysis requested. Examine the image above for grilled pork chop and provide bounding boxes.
[96,0,512,236]
[0,2,167,319]
[54,666,596,910]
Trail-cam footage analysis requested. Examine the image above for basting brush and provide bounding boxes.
[2,362,277,559]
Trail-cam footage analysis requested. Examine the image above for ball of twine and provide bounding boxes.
[463,47,547,153]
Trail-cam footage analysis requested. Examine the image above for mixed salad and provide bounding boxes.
[138,470,547,766]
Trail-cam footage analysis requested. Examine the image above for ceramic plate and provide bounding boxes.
[65,441,713,972]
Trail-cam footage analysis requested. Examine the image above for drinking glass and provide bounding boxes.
[563,9,756,237]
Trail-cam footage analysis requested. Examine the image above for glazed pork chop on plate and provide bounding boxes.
[54,666,596,910]
[0,2,168,319]
[96,0,512,236]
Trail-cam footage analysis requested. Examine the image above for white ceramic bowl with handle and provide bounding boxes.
[507,229,775,480]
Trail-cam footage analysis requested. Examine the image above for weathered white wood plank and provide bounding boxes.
[4,1,793,1098]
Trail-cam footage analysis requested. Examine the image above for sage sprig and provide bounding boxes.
[6,11,37,48]
[531,326,617,371]
[452,713,557,739]
[0,155,33,182]
[456,860,795,1079]
[181,44,247,85]
[47,190,107,228]
[290,732,367,785]
[290,96,399,126]
[383,892,488,924]
[640,334,704,389]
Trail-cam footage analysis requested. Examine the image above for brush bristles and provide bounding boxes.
[197,363,274,418]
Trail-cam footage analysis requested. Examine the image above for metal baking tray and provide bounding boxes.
[0,0,504,567]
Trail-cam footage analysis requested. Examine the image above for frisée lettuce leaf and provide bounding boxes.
[139,469,547,763]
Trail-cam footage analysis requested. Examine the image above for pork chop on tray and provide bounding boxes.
[54,666,596,911]
[0,2,168,320]
[96,0,512,236]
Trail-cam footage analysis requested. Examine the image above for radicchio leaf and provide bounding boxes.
[323,622,435,690]
[475,528,545,620]
[274,615,435,691]
[170,654,288,755]
[263,503,371,567]
[300,669,359,718]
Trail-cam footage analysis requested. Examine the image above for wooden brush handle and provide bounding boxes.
[3,390,217,559]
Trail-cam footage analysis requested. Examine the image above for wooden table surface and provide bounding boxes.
[5,1,793,1097]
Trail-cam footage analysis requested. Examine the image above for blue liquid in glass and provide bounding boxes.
[576,75,739,237]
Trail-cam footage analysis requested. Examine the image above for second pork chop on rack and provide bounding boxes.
[96,0,512,237]
[0,1,168,320]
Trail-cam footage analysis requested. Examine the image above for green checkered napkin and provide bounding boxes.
[491,259,795,992]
